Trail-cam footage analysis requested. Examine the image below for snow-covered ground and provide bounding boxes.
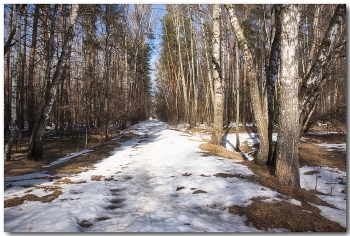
[3,120,346,232]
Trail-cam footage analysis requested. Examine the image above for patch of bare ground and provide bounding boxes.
[198,143,245,160]
[201,129,346,232]
[299,133,346,172]
[4,190,63,208]
[4,133,138,208]
[229,197,345,232]
[224,126,259,134]
[79,220,93,228]
[230,161,346,232]
[241,161,340,208]
[4,133,138,178]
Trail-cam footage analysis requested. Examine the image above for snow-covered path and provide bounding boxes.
[4,120,346,232]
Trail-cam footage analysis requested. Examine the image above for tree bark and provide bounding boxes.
[225,4,269,165]
[4,4,21,161]
[209,4,224,146]
[235,40,240,149]
[275,4,301,189]
[171,6,189,124]
[27,4,79,161]
[266,4,281,166]
[299,4,346,134]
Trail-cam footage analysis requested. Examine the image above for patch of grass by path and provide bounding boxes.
[4,133,138,208]
[198,143,245,160]
[4,190,63,208]
[4,133,138,178]
[197,136,346,232]
[299,140,346,172]
[229,197,345,232]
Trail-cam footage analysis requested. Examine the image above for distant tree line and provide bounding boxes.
[4,4,154,161]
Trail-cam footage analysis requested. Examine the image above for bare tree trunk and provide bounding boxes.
[307,4,321,73]
[27,4,79,161]
[5,4,21,161]
[189,15,197,127]
[4,5,14,134]
[235,40,240,149]
[275,4,301,189]
[266,4,281,167]
[299,4,346,134]
[209,4,224,146]
[242,61,247,130]
[172,7,189,124]
[199,6,214,125]
[241,5,248,130]
[225,4,269,165]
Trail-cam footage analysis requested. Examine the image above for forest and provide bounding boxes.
[3,4,347,232]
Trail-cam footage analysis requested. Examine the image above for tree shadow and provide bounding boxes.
[222,129,248,161]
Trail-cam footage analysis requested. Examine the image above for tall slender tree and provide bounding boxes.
[27,4,79,161]
[266,4,281,167]
[4,4,21,161]
[225,4,269,165]
[274,4,301,188]
[210,4,224,146]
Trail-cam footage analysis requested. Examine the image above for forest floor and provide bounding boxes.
[3,120,346,232]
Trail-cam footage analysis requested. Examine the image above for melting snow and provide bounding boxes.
[3,120,346,232]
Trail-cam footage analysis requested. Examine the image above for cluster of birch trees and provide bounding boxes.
[154,4,346,188]
[4,4,154,161]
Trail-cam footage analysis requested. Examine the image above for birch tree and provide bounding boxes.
[4,4,21,161]
[27,4,79,161]
[225,4,269,165]
[209,4,224,146]
[299,4,346,134]
[274,4,301,188]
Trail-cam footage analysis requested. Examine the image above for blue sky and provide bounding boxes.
[149,4,167,86]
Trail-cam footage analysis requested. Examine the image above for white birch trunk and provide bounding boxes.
[299,4,346,133]
[5,4,21,161]
[172,7,189,123]
[275,4,301,188]
[28,4,79,161]
[209,4,224,146]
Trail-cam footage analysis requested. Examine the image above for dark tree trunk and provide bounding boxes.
[27,5,40,134]
[266,4,281,167]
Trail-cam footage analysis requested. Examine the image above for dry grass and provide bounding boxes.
[197,130,346,232]
[4,133,138,178]
[198,143,245,160]
[229,197,345,232]
[299,133,346,172]
[91,175,104,181]
[4,125,346,231]
[4,190,63,208]
[4,132,138,208]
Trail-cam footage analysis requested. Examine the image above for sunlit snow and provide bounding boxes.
[3,120,346,232]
